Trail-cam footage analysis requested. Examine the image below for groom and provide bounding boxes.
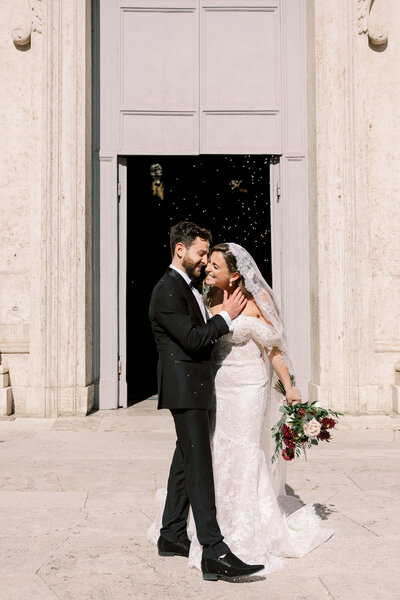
[149,221,264,580]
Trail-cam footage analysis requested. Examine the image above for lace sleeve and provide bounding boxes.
[249,318,283,351]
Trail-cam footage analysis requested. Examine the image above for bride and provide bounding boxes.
[187,242,334,571]
[149,242,334,573]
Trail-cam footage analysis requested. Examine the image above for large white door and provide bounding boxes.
[102,0,283,155]
[97,0,309,408]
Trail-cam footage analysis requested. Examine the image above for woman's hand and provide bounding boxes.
[285,386,301,406]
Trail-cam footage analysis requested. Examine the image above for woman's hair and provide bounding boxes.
[209,243,253,298]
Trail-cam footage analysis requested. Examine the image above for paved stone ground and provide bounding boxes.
[0,401,399,600]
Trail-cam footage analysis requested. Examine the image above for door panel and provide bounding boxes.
[120,9,198,109]
[115,0,282,155]
[202,111,281,154]
[202,8,280,109]
[119,2,199,154]
[118,158,128,408]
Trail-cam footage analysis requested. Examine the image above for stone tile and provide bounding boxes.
[224,574,332,600]
[320,571,400,600]
[84,491,154,514]
[0,418,56,431]
[55,460,157,492]
[0,575,58,600]
[97,414,173,433]
[0,462,63,491]
[40,572,224,600]
[51,417,101,432]
[0,508,88,538]
[0,491,87,509]
[0,534,69,575]
[84,508,152,536]
[326,489,400,537]
[0,407,398,599]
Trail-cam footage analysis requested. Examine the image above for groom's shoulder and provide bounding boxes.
[152,269,180,295]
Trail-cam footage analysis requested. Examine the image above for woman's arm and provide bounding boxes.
[268,347,301,405]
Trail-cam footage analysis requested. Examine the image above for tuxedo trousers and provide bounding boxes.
[161,408,229,559]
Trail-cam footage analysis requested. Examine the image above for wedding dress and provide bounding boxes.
[186,313,334,571]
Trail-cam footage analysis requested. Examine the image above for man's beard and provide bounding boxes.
[182,256,203,280]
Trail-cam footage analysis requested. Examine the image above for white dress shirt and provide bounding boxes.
[169,264,232,329]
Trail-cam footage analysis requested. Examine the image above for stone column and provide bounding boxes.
[29,0,93,416]
[308,0,370,412]
[308,0,398,412]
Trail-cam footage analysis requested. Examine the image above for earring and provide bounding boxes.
[229,280,232,287]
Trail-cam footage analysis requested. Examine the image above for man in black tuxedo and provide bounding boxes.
[149,221,264,580]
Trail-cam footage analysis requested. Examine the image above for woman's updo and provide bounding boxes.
[209,243,253,298]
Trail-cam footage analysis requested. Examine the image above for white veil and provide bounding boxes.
[227,242,293,498]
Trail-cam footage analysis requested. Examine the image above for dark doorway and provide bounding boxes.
[126,155,272,404]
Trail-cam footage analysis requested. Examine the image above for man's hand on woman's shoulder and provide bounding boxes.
[221,288,247,320]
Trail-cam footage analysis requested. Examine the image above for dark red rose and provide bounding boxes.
[318,429,331,441]
[297,408,306,417]
[285,438,295,449]
[322,417,336,429]
[282,424,293,439]
[282,448,295,461]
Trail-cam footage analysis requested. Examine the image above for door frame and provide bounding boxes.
[95,0,310,409]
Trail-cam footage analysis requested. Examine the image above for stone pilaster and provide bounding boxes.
[308,0,370,412]
[0,365,13,416]
[28,0,93,416]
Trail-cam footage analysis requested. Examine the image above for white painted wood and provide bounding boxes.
[120,8,198,109]
[279,0,309,399]
[200,1,282,153]
[201,6,280,109]
[118,158,128,408]
[118,3,199,154]
[281,0,307,154]
[98,0,310,408]
[99,154,119,409]
[119,112,198,154]
[281,156,309,401]
[270,158,282,306]
[100,0,118,152]
[202,111,281,154]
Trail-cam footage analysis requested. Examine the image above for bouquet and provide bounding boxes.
[271,377,341,462]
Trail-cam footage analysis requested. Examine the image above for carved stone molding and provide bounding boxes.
[26,0,94,416]
[12,0,42,47]
[357,0,388,46]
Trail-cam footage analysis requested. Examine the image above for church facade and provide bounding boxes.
[0,0,399,416]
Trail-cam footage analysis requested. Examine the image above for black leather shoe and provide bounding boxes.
[201,552,264,581]
[157,536,190,558]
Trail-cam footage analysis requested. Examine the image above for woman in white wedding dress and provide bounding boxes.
[149,242,334,572]
[186,242,334,571]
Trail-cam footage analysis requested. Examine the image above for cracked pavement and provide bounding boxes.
[0,402,399,600]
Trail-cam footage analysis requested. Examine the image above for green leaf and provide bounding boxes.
[311,439,318,446]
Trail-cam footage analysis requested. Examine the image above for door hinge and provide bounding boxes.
[117,182,122,201]
[118,358,122,379]
[276,182,281,203]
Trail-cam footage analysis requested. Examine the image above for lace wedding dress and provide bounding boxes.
[149,313,334,573]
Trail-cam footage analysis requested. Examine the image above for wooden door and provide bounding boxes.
[97,0,310,408]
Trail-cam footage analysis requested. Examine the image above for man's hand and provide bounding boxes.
[221,288,247,320]
[285,386,301,406]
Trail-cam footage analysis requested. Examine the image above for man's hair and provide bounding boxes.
[169,221,212,257]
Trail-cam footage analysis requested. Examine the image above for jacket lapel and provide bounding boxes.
[166,268,205,324]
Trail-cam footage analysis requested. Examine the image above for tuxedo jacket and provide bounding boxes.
[149,268,229,410]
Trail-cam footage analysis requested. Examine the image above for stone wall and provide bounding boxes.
[0,0,398,415]
[0,0,93,416]
[309,0,400,412]
[0,1,42,412]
